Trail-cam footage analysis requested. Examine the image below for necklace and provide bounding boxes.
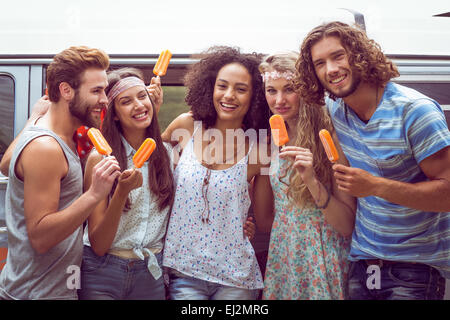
[201,165,212,223]
[199,128,248,223]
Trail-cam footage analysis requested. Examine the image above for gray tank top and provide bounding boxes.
[0,126,83,300]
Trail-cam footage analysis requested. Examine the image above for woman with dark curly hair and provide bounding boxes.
[161,46,271,300]
[297,21,450,300]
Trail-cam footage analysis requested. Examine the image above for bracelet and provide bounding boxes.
[316,185,331,209]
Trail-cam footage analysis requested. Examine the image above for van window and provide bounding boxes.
[0,75,15,162]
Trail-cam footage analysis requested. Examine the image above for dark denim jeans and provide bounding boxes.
[348,260,445,300]
[78,246,165,300]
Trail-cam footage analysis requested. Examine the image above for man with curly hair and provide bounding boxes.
[296,21,450,300]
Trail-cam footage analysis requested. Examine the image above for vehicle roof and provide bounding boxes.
[1,0,450,56]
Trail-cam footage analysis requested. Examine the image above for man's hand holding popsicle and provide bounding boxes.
[86,128,122,200]
[319,129,339,163]
[319,128,375,197]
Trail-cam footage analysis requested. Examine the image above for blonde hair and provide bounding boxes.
[260,51,334,208]
[287,104,334,208]
[259,51,298,74]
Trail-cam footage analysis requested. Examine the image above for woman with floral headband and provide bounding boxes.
[78,67,175,300]
[253,52,356,299]
[161,46,271,300]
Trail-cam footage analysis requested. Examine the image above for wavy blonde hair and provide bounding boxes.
[260,52,335,208]
[295,21,399,106]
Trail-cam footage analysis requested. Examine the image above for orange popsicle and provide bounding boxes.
[319,129,339,163]
[87,128,112,156]
[133,138,156,168]
[269,114,289,146]
[153,50,172,76]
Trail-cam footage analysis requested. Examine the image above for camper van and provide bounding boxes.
[1,1,449,299]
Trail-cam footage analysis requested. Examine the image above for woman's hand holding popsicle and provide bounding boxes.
[116,168,143,196]
[279,146,316,184]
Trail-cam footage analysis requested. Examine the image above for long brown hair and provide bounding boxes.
[295,21,400,106]
[102,67,174,211]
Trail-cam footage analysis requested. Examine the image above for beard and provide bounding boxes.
[69,91,100,128]
[326,69,362,100]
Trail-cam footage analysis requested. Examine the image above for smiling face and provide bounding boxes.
[212,62,252,126]
[311,36,361,99]
[264,74,300,122]
[113,85,153,134]
[69,68,108,128]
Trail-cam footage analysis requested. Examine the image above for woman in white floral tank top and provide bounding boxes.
[162,46,271,300]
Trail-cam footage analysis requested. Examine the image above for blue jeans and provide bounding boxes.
[348,260,445,300]
[168,270,259,300]
[78,246,165,300]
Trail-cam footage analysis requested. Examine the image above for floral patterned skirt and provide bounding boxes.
[262,206,350,300]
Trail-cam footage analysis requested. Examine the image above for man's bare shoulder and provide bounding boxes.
[17,135,68,179]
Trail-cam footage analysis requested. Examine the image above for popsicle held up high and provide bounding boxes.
[319,129,339,163]
[133,138,156,168]
[87,128,112,156]
[153,50,172,77]
[269,114,289,147]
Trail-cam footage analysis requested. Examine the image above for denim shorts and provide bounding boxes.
[348,260,445,300]
[78,246,165,300]
[168,269,260,300]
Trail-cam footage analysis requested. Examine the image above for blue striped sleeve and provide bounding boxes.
[403,99,450,164]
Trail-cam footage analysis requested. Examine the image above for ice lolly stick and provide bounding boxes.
[133,138,156,168]
[319,129,339,163]
[87,128,112,156]
[269,114,290,147]
[153,50,172,77]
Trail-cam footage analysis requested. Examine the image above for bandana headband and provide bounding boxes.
[107,76,146,107]
[261,71,295,83]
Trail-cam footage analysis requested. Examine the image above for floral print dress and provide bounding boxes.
[262,158,351,300]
